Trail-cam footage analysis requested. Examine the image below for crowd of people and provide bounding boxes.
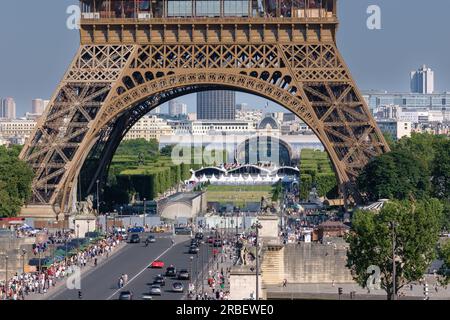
[190,234,238,301]
[0,233,123,300]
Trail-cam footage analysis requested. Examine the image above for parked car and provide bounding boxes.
[129,233,140,243]
[213,239,222,247]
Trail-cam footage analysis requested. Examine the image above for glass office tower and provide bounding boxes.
[197,90,236,120]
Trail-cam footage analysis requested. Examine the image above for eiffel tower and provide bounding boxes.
[20,0,389,220]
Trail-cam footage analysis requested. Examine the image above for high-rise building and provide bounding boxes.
[32,99,45,114]
[168,100,187,116]
[149,106,161,115]
[410,65,434,94]
[1,97,16,119]
[197,90,236,120]
[236,103,248,111]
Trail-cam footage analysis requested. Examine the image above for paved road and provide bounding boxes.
[49,233,213,300]
[112,238,214,301]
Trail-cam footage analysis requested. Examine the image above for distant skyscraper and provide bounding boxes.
[168,100,187,116]
[1,97,16,119]
[410,65,434,94]
[32,99,45,114]
[236,103,248,111]
[149,106,161,115]
[197,90,236,120]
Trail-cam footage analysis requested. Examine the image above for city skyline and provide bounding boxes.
[1,0,450,116]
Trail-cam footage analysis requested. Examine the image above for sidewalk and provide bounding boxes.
[193,239,236,300]
[266,275,450,300]
[26,240,127,301]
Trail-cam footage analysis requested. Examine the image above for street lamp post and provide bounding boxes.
[190,256,194,296]
[87,220,90,234]
[21,249,27,274]
[202,241,205,296]
[390,221,398,300]
[76,224,80,252]
[96,179,100,215]
[252,221,262,300]
[5,255,9,293]
[64,236,68,263]
[143,198,146,230]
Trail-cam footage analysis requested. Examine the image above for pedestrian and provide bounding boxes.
[94,258,98,266]
[283,279,287,287]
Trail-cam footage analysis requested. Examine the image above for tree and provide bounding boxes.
[0,146,34,217]
[382,132,396,149]
[299,174,312,200]
[357,150,430,202]
[271,180,283,202]
[432,140,450,200]
[346,199,443,300]
[438,241,450,285]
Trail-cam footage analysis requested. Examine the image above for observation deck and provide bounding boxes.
[79,0,338,44]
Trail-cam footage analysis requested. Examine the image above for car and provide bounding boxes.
[153,274,166,286]
[207,236,214,244]
[178,269,190,280]
[118,291,133,300]
[149,285,162,296]
[172,282,184,293]
[165,265,177,277]
[128,226,145,233]
[150,260,165,268]
[141,294,153,300]
[129,233,141,243]
[213,239,222,247]
[195,232,204,240]
[146,235,156,243]
[189,245,200,254]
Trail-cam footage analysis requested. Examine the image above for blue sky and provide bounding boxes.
[0,0,449,116]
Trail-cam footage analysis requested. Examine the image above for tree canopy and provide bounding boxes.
[346,199,443,300]
[0,146,34,217]
[358,133,449,204]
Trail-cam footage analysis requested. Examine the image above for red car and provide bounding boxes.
[150,260,165,268]
[207,236,214,244]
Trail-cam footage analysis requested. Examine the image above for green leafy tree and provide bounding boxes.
[0,146,34,217]
[271,180,283,202]
[357,150,430,202]
[432,140,450,200]
[346,199,443,300]
[438,241,450,285]
[299,174,312,200]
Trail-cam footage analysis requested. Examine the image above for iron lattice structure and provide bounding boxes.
[20,0,389,218]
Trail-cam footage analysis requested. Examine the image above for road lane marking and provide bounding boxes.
[106,241,177,300]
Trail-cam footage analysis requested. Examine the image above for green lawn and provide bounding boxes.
[206,185,272,205]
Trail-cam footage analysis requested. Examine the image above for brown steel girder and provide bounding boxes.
[20,42,389,216]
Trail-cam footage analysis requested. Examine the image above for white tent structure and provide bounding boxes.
[188,172,199,183]
[245,175,254,184]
